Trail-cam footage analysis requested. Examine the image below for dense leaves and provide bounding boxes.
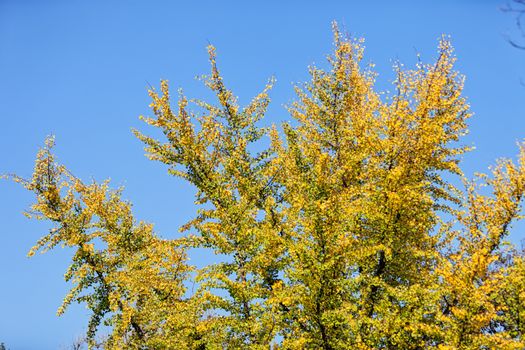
[12,24,525,349]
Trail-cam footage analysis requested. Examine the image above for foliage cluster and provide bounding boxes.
[11,24,525,349]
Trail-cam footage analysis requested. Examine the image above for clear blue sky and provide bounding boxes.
[1,1,524,348]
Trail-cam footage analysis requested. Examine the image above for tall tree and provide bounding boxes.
[11,24,525,349]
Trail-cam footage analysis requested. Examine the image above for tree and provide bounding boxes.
[503,0,525,49]
[10,23,525,349]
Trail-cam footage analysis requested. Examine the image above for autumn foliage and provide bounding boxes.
[11,24,525,349]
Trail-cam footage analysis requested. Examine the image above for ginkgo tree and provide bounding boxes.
[9,23,525,349]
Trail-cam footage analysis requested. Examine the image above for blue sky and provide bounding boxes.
[1,0,524,348]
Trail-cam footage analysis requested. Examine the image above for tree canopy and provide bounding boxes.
[11,24,525,349]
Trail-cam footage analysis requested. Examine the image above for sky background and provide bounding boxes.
[1,0,524,348]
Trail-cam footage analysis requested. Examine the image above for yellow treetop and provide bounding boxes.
[11,23,525,349]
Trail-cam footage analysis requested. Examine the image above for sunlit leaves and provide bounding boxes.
[12,23,525,349]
